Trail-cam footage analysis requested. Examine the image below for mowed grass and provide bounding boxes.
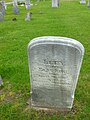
[0,0,90,119]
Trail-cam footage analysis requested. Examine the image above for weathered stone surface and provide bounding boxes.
[28,36,84,111]
[0,2,5,15]
[52,0,59,8]
[0,75,3,86]
[0,12,4,22]
[25,0,30,10]
[80,0,86,4]
[25,12,32,21]
[13,4,20,14]
[87,0,90,8]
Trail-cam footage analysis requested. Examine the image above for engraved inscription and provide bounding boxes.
[44,59,63,66]
[32,59,72,89]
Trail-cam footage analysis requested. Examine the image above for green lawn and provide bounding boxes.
[0,0,90,119]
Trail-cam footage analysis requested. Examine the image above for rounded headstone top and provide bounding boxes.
[28,36,84,55]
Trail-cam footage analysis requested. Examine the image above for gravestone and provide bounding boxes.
[13,4,20,14]
[0,12,4,22]
[25,12,32,21]
[52,0,59,8]
[28,36,84,111]
[0,1,5,15]
[0,75,3,86]
[13,0,20,14]
[80,0,86,4]
[13,0,18,6]
[25,0,30,10]
[87,0,90,8]
[1,0,6,9]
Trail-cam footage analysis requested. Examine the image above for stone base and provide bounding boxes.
[27,98,71,112]
[31,106,71,112]
[31,102,72,112]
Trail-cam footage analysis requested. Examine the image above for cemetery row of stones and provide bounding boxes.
[0,0,31,22]
[0,1,85,112]
[0,0,90,22]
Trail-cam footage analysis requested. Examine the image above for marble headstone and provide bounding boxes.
[0,12,4,22]
[0,75,3,86]
[52,0,59,8]
[25,12,32,21]
[80,0,86,4]
[87,0,90,8]
[13,0,20,14]
[28,36,84,111]
[13,0,18,6]
[13,4,20,14]
[25,0,30,10]
[0,2,5,15]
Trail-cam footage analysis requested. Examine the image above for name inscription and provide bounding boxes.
[32,59,72,88]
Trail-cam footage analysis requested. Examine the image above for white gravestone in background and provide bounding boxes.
[13,0,18,6]
[0,2,5,15]
[28,36,84,111]
[2,1,6,10]
[0,75,3,86]
[87,0,90,8]
[80,0,86,4]
[0,12,4,22]
[52,0,59,8]
[25,0,30,10]
[25,12,32,21]
[13,0,20,14]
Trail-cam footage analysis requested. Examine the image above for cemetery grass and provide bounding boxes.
[0,0,90,119]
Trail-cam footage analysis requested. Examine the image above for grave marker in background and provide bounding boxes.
[87,0,90,8]
[0,12,4,21]
[0,75,3,86]
[28,36,84,111]
[25,12,32,21]
[25,0,30,10]
[13,0,18,6]
[0,1,5,15]
[52,0,59,8]
[80,0,86,4]
[13,0,20,14]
